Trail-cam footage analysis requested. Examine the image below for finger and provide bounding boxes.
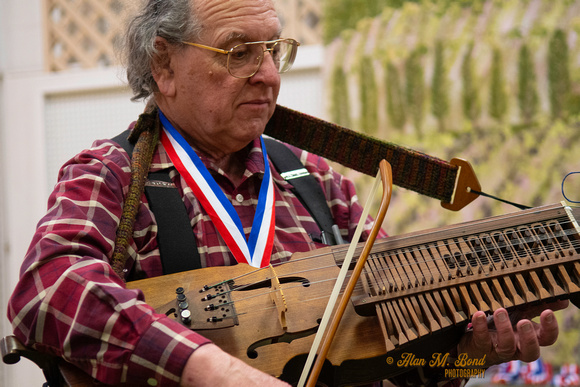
[537,309,559,346]
[516,320,540,362]
[469,311,492,355]
[494,309,517,360]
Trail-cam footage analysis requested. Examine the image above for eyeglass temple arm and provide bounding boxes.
[182,41,229,54]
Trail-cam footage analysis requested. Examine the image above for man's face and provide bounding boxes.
[156,0,282,159]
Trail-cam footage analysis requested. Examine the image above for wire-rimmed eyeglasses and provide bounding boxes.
[182,38,300,79]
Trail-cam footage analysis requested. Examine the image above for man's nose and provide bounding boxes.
[249,50,280,84]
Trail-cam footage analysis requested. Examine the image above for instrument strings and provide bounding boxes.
[231,251,575,317]
[198,208,579,318]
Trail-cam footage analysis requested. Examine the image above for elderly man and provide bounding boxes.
[7,0,565,386]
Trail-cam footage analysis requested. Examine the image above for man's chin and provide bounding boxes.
[242,117,269,134]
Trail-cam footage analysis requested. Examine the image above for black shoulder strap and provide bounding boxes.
[111,130,201,275]
[111,130,133,154]
[264,138,344,246]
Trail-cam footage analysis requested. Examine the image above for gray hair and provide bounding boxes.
[123,0,201,101]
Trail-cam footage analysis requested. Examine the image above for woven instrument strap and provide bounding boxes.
[265,105,481,210]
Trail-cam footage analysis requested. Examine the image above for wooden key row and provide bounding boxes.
[363,261,580,352]
[353,203,580,352]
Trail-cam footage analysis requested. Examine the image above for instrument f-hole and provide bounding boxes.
[246,326,320,359]
[233,276,310,291]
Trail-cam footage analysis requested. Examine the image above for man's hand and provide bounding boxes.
[457,300,569,366]
[180,343,290,387]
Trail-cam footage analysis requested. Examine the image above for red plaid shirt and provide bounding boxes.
[8,128,381,386]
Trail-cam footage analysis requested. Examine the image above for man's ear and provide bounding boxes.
[152,37,176,97]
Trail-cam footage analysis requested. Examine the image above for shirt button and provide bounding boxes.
[147,378,158,386]
[235,194,244,203]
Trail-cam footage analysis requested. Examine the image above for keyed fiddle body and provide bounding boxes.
[128,202,580,386]
[130,247,399,385]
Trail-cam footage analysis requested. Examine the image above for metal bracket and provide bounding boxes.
[441,158,481,211]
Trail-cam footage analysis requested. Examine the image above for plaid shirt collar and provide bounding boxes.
[150,130,293,191]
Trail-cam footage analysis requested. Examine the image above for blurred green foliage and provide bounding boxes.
[518,44,538,125]
[489,47,508,122]
[322,0,580,369]
[549,29,571,120]
[322,0,488,44]
[386,61,406,129]
[431,40,449,129]
[358,56,380,134]
[324,0,580,235]
[405,46,427,137]
[461,42,481,124]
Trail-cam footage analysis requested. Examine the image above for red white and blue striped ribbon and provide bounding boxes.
[158,111,275,268]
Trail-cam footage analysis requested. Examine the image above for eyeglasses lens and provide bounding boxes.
[228,40,297,78]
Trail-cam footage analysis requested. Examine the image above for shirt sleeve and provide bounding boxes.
[7,140,210,386]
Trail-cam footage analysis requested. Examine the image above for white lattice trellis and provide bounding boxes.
[43,0,138,71]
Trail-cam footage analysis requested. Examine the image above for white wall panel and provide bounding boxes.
[44,89,146,191]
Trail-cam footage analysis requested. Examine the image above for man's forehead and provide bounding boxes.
[194,0,281,44]
[193,0,278,21]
